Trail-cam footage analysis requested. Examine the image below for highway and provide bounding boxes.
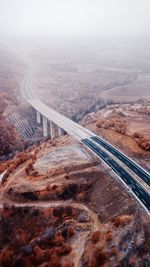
[91,136,150,186]
[22,68,150,213]
[82,138,150,210]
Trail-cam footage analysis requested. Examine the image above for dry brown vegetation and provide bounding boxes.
[0,44,25,159]
[134,133,150,151]
[0,93,23,158]
[0,114,23,157]
[1,203,150,267]
[83,103,150,159]
[0,147,38,183]
[97,117,126,134]
[0,40,150,267]
[82,212,150,267]
[97,115,150,151]
[0,135,150,266]
[0,205,77,267]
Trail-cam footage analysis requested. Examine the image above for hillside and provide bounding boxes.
[0,40,150,266]
[81,103,150,172]
[0,131,150,266]
[0,44,25,159]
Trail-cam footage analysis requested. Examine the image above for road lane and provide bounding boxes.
[91,136,150,186]
[82,138,150,211]
[22,69,150,213]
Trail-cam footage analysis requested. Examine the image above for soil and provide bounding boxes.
[0,39,150,267]
[82,103,150,172]
[0,134,150,266]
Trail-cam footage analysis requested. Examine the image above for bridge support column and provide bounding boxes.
[36,110,41,124]
[43,116,48,137]
[50,121,55,139]
[58,127,64,137]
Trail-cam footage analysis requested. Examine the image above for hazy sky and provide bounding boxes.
[0,0,150,36]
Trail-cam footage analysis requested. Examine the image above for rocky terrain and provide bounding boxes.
[0,39,150,266]
[31,37,150,119]
[0,43,25,159]
[0,42,46,160]
[0,133,150,267]
[82,103,150,173]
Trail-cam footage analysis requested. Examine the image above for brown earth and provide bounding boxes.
[81,103,150,171]
[0,40,150,266]
[0,43,46,159]
[0,44,26,158]
[0,133,150,266]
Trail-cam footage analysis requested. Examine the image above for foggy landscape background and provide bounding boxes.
[0,0,150,37]
[0,2,150,266]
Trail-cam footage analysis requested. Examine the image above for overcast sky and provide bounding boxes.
[0,0,150,36]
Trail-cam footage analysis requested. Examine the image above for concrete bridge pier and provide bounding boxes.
[36,110,41,124]
[58,127,64,137]
[50,121,55,139]
[36,110,65,139]
[43,115,48,137]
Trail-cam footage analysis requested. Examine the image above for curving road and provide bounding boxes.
[22,68,150,213]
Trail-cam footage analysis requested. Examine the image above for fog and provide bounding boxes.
[0,0,150,37]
